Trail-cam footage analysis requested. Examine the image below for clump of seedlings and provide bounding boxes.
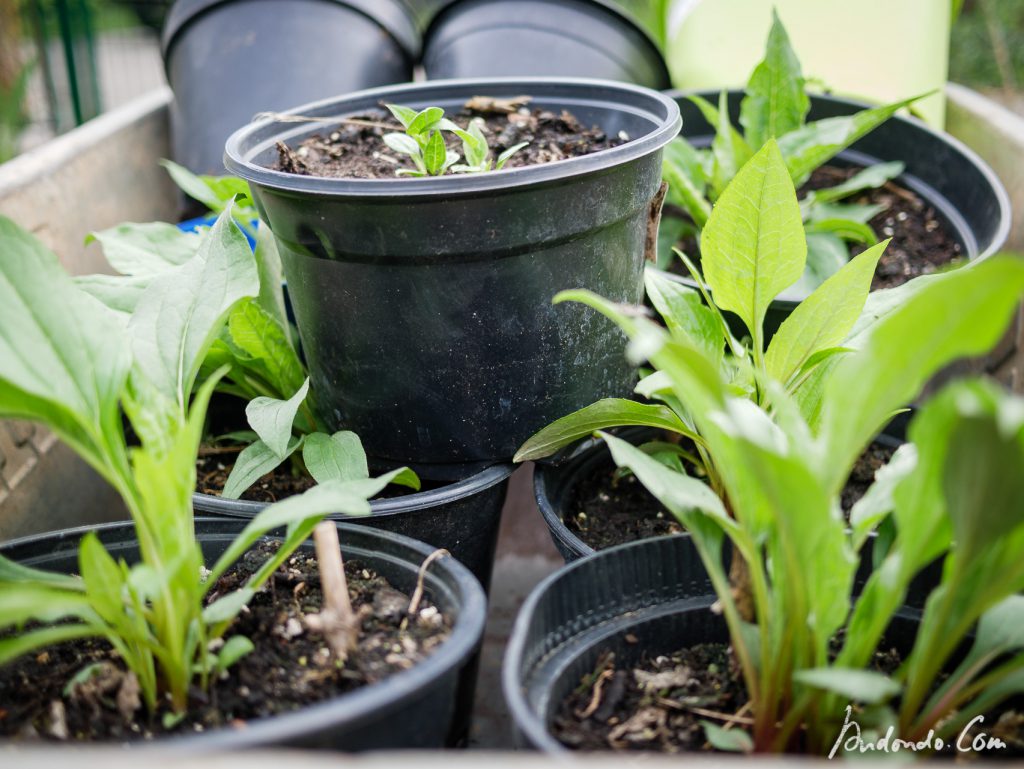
[0,207,428,736]
[660,11,938,292]
[520,139,1024,754]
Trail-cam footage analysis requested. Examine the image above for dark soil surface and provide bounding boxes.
[667,164,963,293]
[0,541,451,742]
[565,440,896,551]
[552,642,906,754]
[274,96,626,180]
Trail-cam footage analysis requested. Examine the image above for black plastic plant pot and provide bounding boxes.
[535,427,906,563]
[161,0,419,176]
[419,0,670,89]
[225,78,681,477]
[193,463,514,593]
[0,518,486,751]
[503,534,940,753]
[668,89,1013,345]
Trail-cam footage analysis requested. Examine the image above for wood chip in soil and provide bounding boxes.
[565,439,896,552]
[273,98,627,180]
[667,163,963,292]
[0,541,451,742]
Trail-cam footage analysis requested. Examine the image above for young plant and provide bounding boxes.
[0,211,415,721]
[660,10,926,293]
[517,139,1024,754]
[383,104,528,176]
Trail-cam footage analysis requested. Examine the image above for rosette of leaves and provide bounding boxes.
[660,11,927,294]
[0,209,415,722]
[517,138,1024,753]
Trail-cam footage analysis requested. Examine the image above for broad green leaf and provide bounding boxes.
[227,298,305,398]
[302,431,368,484]
[701,721,753,753]
[739,10,809,149]
[160,159,224,211]
[86,222,199,277]
[246,378,309,458]
[794,668,900,704]
[75,273,152,314]
[221,436,303,500]
[644,268,722,362]
[777,95,925,187]
[818,256,1024,494]
[700,140,806,346]
[804,161,904,206]
[708,92,753,199]
[216,635,254,671]
[202,587,254,624]
[408,107,445,137]
[514,398,698,462]
[386,103,418,129]
[129,207,259,410]
[383,132,421,157]
[423,130,447,175]
[79,532,127,626]
[766,240,887,384]
[794,232,849,295]
[0,216,132,482]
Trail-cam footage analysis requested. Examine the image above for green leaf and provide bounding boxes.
[699,140,806,346]
[0,624,98,667]
[75,273,151,314]
[246,378,309,458]
[86,222,200,277]
[794,668,900,704]
[0,554,83,590]
[701,721,753,753]
[202,588,254,624]
[383,132,421,157]
[423,130,448,175]
[129,207,259,410]
[644,268,722,362]
[252,222,288,331]
[78,532,126,626]
[160,159,224,211]
[0,216,132,484]
[0,582,96,628]
[496,142,528,169]
[777,95,925,187]
[818,256,1024,494]
[804,161,904,206]
[795,232,851,294]
[739,9,809,149]
[849,443,917,549]
[708,92,753,199]
[227,298,306,398]
[408,107,445,137]
[662,138,712,228]
[385,103,418,129]
[216,635,254,671]
[221,436,303,500]
[805,218,876,244]
[765,239,887,385]
[302,431,368,484]
[513,398,698,462]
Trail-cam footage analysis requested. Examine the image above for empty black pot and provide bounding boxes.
[193,463,514,593]
[420,0,670,89]
[225,78,681,477]
[161,0,419,176]
[504,534,940,752]
[535,427,906,563]
[0,517,486,751]
[668,90,1013,346]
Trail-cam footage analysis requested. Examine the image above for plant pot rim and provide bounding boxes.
[664,88,1013,305]
[0,517,487,752]
[161,0,420,64]
[224,76,682,198]
[193,461,515,518]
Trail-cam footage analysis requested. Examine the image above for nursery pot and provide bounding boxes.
[193,463,514,593]
[504,533,940,752]
[225,77,682,477]
[669,89,1013,348]
[161,0,419,176]
[0,518,486,751]
[535,427,906,563]
[419,0,670,89]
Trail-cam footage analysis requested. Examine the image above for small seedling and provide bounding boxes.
[448,117,528,174]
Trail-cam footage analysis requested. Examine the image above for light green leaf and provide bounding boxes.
[253,221,288,329]
[0,624,98,667]
[708,92,753,199]
[662,137,712,228]
[805,218,876,244]
[227,298,305,398]
[385,103,418,129]
[129,207,259,410]
[202,588,254,624]
[0,582,95,628]
[644,268,722,362]
[221,436,303,500]
[700,140,806,346]
[160,159,224,211]
[302,431,368,484]
[79,532,126,626]
[423,130,447,175]
[216,635,255,671]
[75,273,152,314]
[383,132,421,157]
[766,239,887,384]
[246,378,309,458]
[794,668,900,704]
[849,442,917,549]
[777,95,925,187]
[408,107,445,137]
[513,398,698,462]
[496,142,528,169]
[701,721,753,753]
[804,161,904,206]
[86,222,200,277]
[739,9,809,149]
